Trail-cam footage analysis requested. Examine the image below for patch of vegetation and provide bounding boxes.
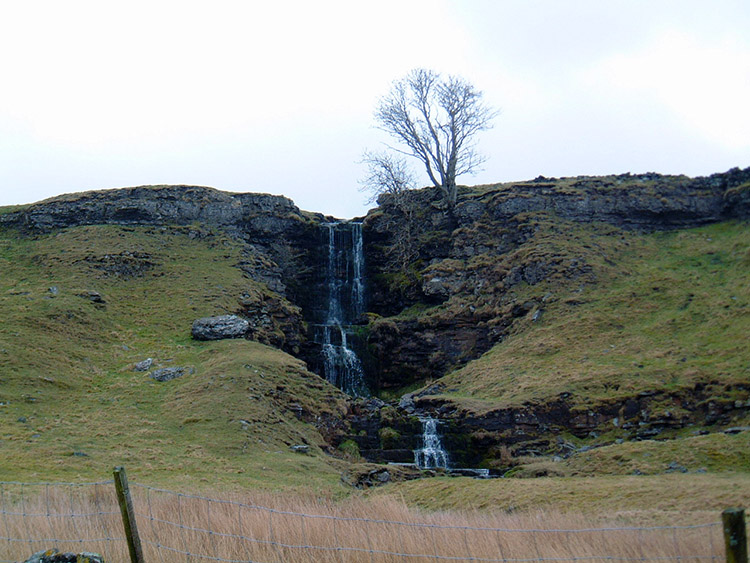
[378,427,401,449]
[337,439,362,461]
[563,430,750,475]
[724,181,750,198]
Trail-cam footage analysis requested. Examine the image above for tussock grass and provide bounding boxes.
[0,482,723,562]
[374,473,750,521]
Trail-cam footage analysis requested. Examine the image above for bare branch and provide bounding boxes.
[358,151,416,204]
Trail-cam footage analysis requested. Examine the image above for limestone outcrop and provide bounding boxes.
[0,185,298,234]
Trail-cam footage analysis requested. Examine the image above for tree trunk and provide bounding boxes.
[442,180,457,209]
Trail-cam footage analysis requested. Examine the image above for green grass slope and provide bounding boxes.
[372,472,750,519]
[430,220,749,411]
[0,223,348,492]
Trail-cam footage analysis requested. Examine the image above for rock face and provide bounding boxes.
[237,291,306,354]
[0,185,297,234]
[341,384,750,469]
[475,168,750,230]
[362,167,750,388]
[191,315,250,340]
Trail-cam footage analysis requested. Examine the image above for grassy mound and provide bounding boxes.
[0,223,348,491]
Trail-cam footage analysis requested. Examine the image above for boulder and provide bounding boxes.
[77,291,105,304]
[150,367,192,382]
[133,358,153,372]
[341,467,392,488]
[23,549,104,563]
[191,315,249,341]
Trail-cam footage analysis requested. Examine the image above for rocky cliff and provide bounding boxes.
[349,167,750,471]
[362,167,750,389]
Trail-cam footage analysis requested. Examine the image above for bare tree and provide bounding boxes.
[373,68,498,208]
[359,151,416,204]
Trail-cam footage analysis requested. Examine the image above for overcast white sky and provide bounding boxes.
[1,0,749,218]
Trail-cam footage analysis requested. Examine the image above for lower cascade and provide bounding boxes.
[414,417,450,469]
[413,417,492,478]
[320,325,368,397]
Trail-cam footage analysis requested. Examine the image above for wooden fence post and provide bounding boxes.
[723,508,748,563]
[114,466,146,563]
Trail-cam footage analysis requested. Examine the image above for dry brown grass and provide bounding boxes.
[0,481,724,563]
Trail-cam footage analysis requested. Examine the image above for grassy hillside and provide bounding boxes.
[0,223,349,492]
[1,205,748,520]
[427,220,750,411]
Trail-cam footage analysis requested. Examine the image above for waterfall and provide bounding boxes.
[317,222,368,397]
[414,417,450,469]
[351,222,365,319]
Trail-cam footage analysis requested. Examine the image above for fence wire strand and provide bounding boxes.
[0,480,725,563]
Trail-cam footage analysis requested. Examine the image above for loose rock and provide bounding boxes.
[191,315,249,341]
[133,358,153,372]
[150,367,192,382]
[77,291,105,304]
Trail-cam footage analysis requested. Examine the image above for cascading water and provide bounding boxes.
[316,222,368,397]
[414,417,450,469]
[350,222,365,319]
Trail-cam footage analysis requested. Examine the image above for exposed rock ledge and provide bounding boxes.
[0,185,304,236]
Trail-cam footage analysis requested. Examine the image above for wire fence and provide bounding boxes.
[0,478,727,563]
[0,480,127,562]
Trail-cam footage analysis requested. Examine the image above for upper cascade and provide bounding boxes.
[316,221,369,397]
[325,221,366,324]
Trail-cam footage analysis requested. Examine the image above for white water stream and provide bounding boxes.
[414,417,450,469]
[318,222,368,397]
